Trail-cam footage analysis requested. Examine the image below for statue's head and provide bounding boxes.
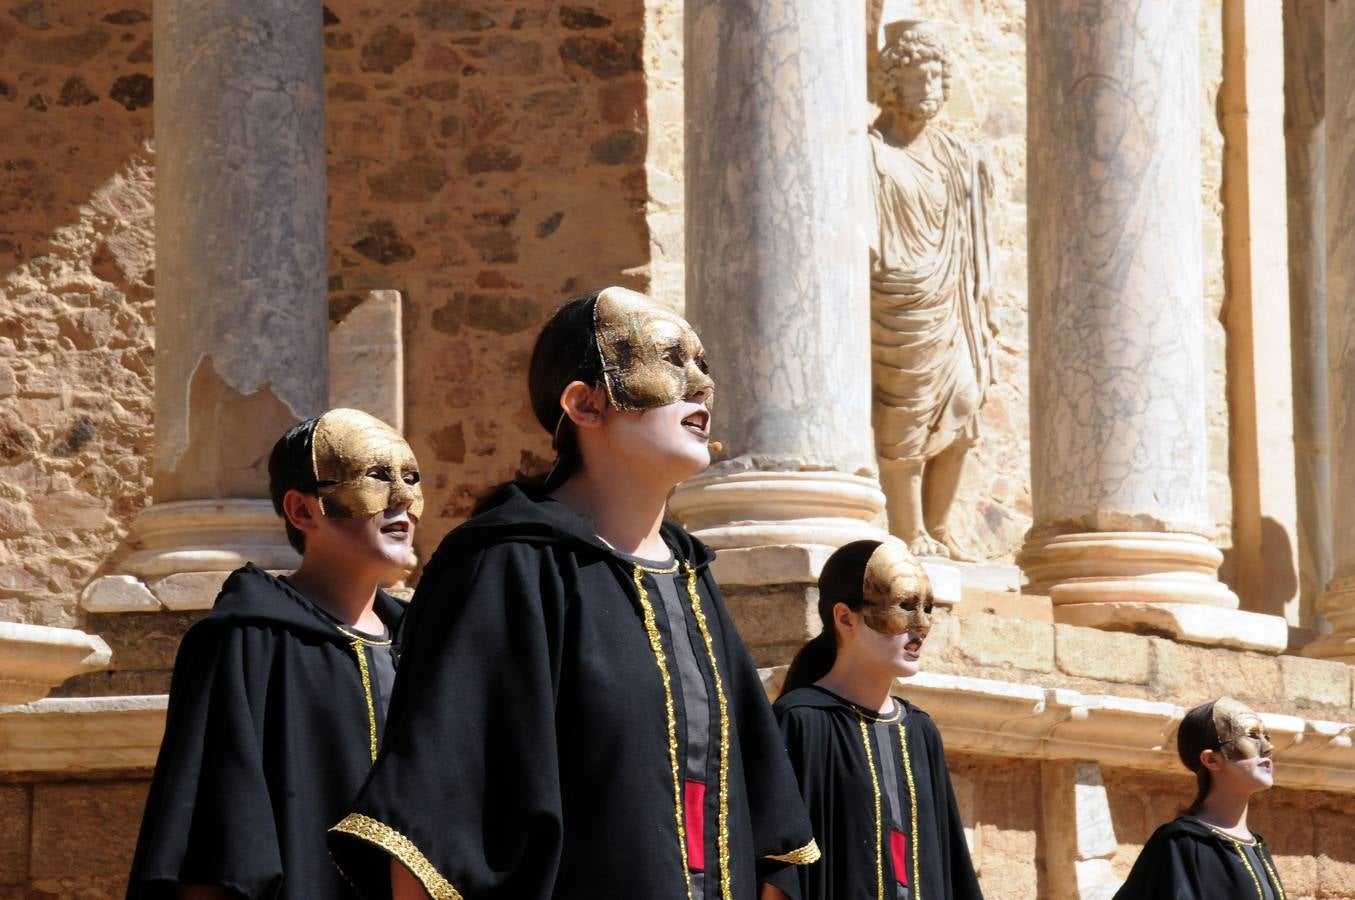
[873,20,951,126]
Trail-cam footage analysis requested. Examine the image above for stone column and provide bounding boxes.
[1284,0,1333,634]
[1019,1,1286,651]
[1305,1,1355,662]
[668,0,888,663]
[100,0,327,591]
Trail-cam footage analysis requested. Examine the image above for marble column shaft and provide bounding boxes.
[671,0,884,551]
[153,0,328,503]
[1306,0,1355,661]
[1021,0,1239,615]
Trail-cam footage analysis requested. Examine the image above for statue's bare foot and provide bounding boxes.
[931,526,976,563]
[905,531,949,558]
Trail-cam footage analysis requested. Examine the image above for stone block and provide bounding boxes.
[30,780,149,879]
[1055,624,1151,684]
[710,544,832,587]
[329,290,404,432]
[1278,654,1352,710]
[80,575,160,613]
[0,785,29,885]
[1055,602,1289,654]
[1148,639,1282,707]
[0,365,14,398]
[722,584,818,667]
[83,611,202,671]
[953,612,1055,673]
[1316,806,1355,895]
[147,571,231,610]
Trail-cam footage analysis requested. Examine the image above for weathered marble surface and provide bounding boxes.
[1307,0,1355,662]
[153,0,328,500]
[1026,0,1210,536]
[1284,0,1332,626]
[684,0,875,478]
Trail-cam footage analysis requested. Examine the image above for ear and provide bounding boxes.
[560,381,607,431]
[831,601,857,640]
[282,489,324,536]
[1199,748,1225,773]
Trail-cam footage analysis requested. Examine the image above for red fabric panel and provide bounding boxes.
[890,828,909,886]
[685,780,707,872]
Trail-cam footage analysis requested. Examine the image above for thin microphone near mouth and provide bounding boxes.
[709,440,724,454]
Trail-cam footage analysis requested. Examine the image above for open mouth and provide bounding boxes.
[380,519,411,539]
[903,637,924,657]
[681,409,710,439]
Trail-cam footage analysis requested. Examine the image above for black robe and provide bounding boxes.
[328,483,818,899]
[767,686,983,900]
[127,564,405,900]
[1114,816,1286,900]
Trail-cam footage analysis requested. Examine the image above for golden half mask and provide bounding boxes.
[312,408,423,520]
[860,538,933,635]
[593,286,715,411]
[1212,696,1274,762]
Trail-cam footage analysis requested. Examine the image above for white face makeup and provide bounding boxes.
[1212,697,1274,762]
[311,408,423,521]
[593,287,715,412]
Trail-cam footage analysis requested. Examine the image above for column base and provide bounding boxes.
[1302,577,1355,662]
[668,469,887,550]
[1018,531,1238,607]
[0,623,111,704]
[119,498,300,578]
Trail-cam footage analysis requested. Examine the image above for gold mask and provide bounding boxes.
[311,408,424,520]
[593,286,715,411]
[1212,697,1273,761]
[860,538,933,635]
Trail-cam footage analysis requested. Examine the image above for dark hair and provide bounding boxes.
[1177,700,1222,815]
[781,540,883,696]
[268,417,321,554]
[527,292,606,488]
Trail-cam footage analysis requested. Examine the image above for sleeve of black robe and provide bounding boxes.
[1112,825,1205,900]
[126,623,284,900]
[915,712,984,900]
[704,569,819,885]
[328,542,567,900]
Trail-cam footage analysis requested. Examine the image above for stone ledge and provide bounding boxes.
[1054,601,1289,654]
[709,543,961,605]
[0,695,166,772]
[0,623,112,704]
[759,667,1355,793]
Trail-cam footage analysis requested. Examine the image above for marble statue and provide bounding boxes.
[868,19,996,560]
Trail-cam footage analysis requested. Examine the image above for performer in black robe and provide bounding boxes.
[1114,697,1286,900]
[329,288,817,899]
[127,410,422,899]
[1114,816,1284,900]
[767,540,982,900]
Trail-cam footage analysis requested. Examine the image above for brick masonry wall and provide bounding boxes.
[322,0,653,568]
[0,0,155,628]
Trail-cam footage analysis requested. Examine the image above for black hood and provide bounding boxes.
[196,563,405,646]
[432,481,715,571]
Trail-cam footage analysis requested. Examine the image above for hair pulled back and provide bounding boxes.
[268,417,321,553]
[780,540,883,697]
[1177,700,1222,815]
[526,291,606,492]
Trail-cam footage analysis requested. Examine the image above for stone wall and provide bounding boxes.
[0,0,155,629]
[322,0,654,567]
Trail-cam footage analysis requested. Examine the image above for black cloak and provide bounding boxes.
[126,564,405,900]
[1113,816,1286,900]
[767,686,983,900]
[328,483,818,899]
